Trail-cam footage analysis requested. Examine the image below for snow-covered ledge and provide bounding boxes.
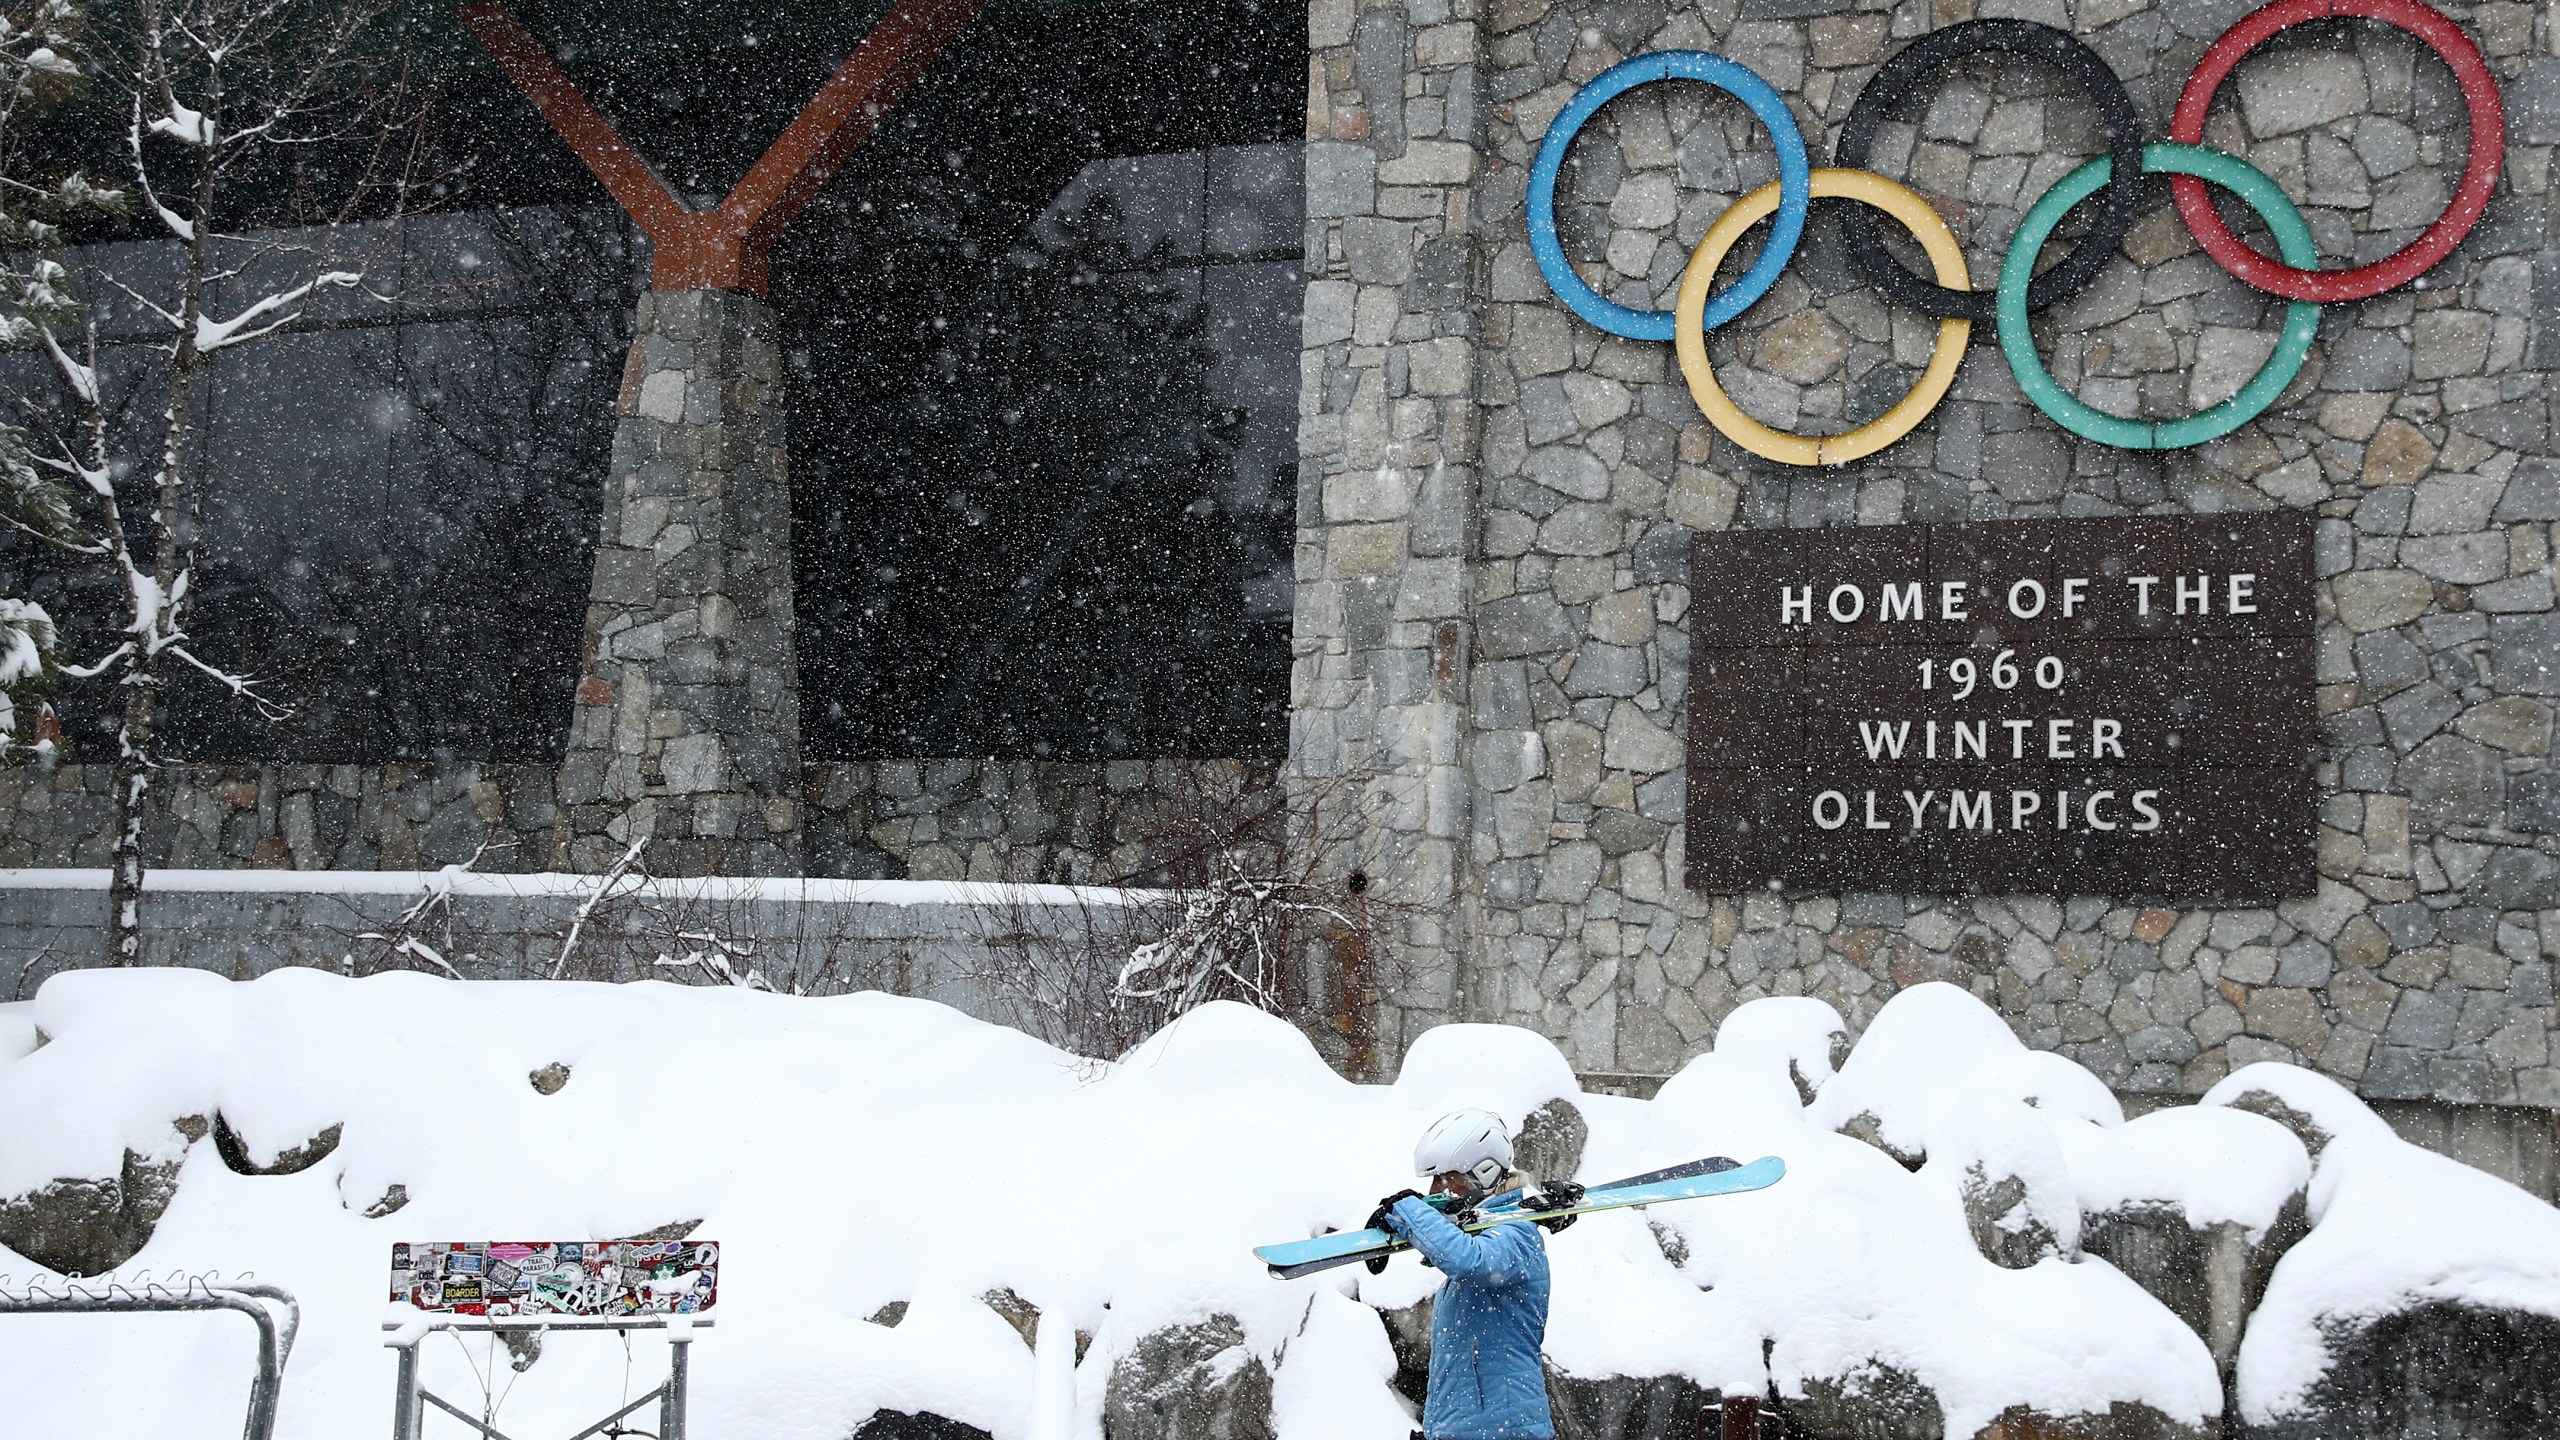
[0,867,1172,1031]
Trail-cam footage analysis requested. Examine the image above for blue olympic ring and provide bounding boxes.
[1525,50,1812,343]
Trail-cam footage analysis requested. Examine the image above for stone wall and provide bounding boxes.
[1295,0,2560,1107]
[804,759,1279,884]
[0,759,1273,886]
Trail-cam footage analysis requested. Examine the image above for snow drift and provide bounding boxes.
[0,971,2549,1439]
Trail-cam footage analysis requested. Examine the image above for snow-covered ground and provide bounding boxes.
[0,969,2553,1439]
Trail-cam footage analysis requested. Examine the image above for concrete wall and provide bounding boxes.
[1293,0,2560,1111]
[0,874,1171,1050]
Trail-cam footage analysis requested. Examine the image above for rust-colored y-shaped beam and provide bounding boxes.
[458,0,986,294]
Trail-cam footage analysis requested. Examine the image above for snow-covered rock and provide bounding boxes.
[2205,1065,2560,1439]
[0,971,2549,1440]
[1812,983,2124,1166]
[1808,984,2113,1270]
[2049,1105,2312,1382]
[1104,1315,1272,1440]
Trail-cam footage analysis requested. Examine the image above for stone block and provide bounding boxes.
[2353,628,2429,698]
[1539,504,1620,556]
[636,369,688,423]
[1537,841,1603,903]
[1984,431,2068,504]
[2496,461,2560,523]
[1602,704,1682,775]
[2401,533,2508,585]
[2332,570,2434,633]
[2409,311,2493,381]
[588,549,656,607]
[1525,447,1610,499]
[2324,329,2411,390]
[1341,218,1414,285]
[2405,736,2502,829]
[2512,59,2560,145]
[2510,772,2560,834]
[2491,615,2560,694]
[1472,730,1547,792]
[1478,594,1573,659]
[2383,987,2460,1050]
[2409,471,2503,534]
[1509,308,1573,377]
[1564,645,1648,698]
[2479,847,2560,909]
[1407,338,1472,396]
[2474,575,2555,613]
[1378,140,1472,187]
[1303,280,1356,345]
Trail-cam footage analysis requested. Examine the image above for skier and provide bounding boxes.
[1370,1108,1581,1440]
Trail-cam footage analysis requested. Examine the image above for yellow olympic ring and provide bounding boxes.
[1674,169,1972,468]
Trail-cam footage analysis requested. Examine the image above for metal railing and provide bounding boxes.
[384,1309,703,1440]
[0,1271,300,1440]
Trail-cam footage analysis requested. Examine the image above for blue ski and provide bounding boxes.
[1255,1155,1785,1280]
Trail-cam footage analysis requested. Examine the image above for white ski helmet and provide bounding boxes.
[1415,1108,1513,1189]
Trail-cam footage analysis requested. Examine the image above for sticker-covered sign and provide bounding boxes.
[390,1241,719,1319]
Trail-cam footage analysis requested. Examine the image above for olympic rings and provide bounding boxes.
[2000,143,2323,449]
[1834,20,2145,327]
[1526,51,1812,342]
[1522,0,2504,460]
[1676,170,1973,467]
[2169,0,2504,302]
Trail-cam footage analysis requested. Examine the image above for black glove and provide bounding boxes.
[1366,1189,1423,1235]
[1363,1189,1423,1274]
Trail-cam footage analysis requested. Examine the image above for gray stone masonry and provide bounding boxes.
[805,759,1278,884]
[560,288,804,876]
[1295,0,2560,1109]
[1294,0,1492,1035]
[0,759,1265,886]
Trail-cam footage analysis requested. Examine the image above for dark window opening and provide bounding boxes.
[4,0,1303,765]
[775,0,1303,760]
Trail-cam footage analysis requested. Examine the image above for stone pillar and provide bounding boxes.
[1296,0,1487,1052]
[559,289,803,876]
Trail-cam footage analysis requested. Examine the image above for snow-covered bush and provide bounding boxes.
[0,972,2553,1440]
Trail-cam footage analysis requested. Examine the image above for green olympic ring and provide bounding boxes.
[1998,142,2323,451]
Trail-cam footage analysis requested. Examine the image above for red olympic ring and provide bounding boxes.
[2170,0,2504,303]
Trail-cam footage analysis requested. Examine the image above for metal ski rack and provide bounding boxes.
[0,1272,300,1440]
[383,1308,707,1440]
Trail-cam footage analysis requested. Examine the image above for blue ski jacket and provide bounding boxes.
[1385,1195,1554,1440]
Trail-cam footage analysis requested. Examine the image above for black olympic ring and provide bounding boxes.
[1832,19,2148,328]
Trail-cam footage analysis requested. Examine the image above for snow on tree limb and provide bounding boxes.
[37,326,97,404]
[163,644,292,720]
[59,641,135,680]
[123,97,193,239]
[147,98,211,146]
[194,269,359,350]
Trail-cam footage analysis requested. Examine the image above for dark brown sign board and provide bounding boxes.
[1686,513,2315,899]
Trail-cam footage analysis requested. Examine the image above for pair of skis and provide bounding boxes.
[1255,1154,1786,1279]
